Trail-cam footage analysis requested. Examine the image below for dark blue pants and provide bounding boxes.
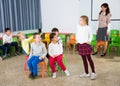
[0,45,6,57]
[4,42,18,54]
[27,56,43,75]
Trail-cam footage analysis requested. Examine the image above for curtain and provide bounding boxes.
[0,0,42,32]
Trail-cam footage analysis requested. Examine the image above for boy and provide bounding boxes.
[3,28,19,57]
[27,33,47,79]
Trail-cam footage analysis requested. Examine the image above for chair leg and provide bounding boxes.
[41,63,44,78]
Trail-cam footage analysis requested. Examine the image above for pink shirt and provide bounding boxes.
[98,12,111,28]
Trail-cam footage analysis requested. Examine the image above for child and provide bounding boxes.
[3,28,19,57]
[17,32,33,55]
[0,45,6,61]
[76,15,96,80]
[48,33,70,78]
[46,28,62,59]
[27,33,47,79]
[17,32,34,71]
[51,28,62,44]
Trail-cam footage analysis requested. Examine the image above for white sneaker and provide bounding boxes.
[64,69,70,76]
[52,72,57,78]
[90,73,96,80]
[80,73,90,78]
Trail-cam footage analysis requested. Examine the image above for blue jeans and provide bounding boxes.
[27,56,43,75]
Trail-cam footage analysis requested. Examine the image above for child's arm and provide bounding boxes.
[59,43,63,54]
[88,27,93,43]
[39,43,47,59]
[28,43,33,59]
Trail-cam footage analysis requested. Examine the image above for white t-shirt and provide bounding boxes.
[76,25,93,44]
[48,42,63,56]
[3,34,12,44]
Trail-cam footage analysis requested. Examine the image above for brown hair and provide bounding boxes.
[99,3,110,16]
[33,33,41,39]
[51,27,59,32]
[80,15,89,25]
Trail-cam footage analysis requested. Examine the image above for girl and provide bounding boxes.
[92,3,111,57]
[48,33,70,78]
[76,15,96,80]
[17,32,34,71]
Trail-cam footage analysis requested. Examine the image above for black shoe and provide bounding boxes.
[29,73,34,79]
[15,52,20,56]
[100,52,106,57]
[92,52,98,55]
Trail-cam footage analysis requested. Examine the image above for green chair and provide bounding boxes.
[110,30,119,38]
[59,34,66,48]
[90,34,97,52]
[108,36,120,56]
[47,56,67,76]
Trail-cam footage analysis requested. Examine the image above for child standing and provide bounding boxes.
[27,33,47,79]
[3,28,19,57]
[76,15,96,80]
[48,33,70,78]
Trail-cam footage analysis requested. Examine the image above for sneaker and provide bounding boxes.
[7,54,11,57]
[92,52,97,55]
[100,52,106,57]
[15,52,20,56]
[90,73,96,80]
[80,73,90,78]
[0,56,3,61]
[64,69,70,76]
[52,72,57,78]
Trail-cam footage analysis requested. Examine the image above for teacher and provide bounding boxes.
[92,3,111,57]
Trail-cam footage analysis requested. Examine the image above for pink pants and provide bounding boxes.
[49,54,66,73]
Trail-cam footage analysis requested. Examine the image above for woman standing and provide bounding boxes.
[92,3,111,57]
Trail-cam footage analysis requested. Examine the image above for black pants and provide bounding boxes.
[4,42,18,54]
[0,45,6,57]
[81,54,95,74]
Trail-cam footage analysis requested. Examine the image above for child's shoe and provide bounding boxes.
[0,56,3,61]
[80,73,90,78]
[64,69,70,76]
[90,73,96,80]
[52,72,56,78]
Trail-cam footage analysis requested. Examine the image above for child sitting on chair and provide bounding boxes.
[48,33,70,78]
[27,33,47,79]
[17,32,33,55]
[3,28,19,57]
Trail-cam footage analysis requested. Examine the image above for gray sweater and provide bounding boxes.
[29,42,47,59]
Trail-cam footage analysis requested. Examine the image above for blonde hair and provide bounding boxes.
[80,15,89,25]
[17,32,24,41]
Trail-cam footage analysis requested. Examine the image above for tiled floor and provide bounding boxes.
[0,51,120,86]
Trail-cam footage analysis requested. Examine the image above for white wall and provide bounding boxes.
[41,0,80,33]
[79,0,120,33]
[41,0,120,33]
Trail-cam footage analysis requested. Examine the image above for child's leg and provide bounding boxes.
[32,56,43,75]
[86,54,95,73]
[27,56,36,74]
[4,43,11,54]
[11,42,18,52]
[0,46,6,56]
[56,54,66,71]
[49,56,56,73]
[81,55,89,74]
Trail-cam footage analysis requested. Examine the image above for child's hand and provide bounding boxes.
[52,55,57,58]
[39,57,43,60]
[87,42,90,44]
